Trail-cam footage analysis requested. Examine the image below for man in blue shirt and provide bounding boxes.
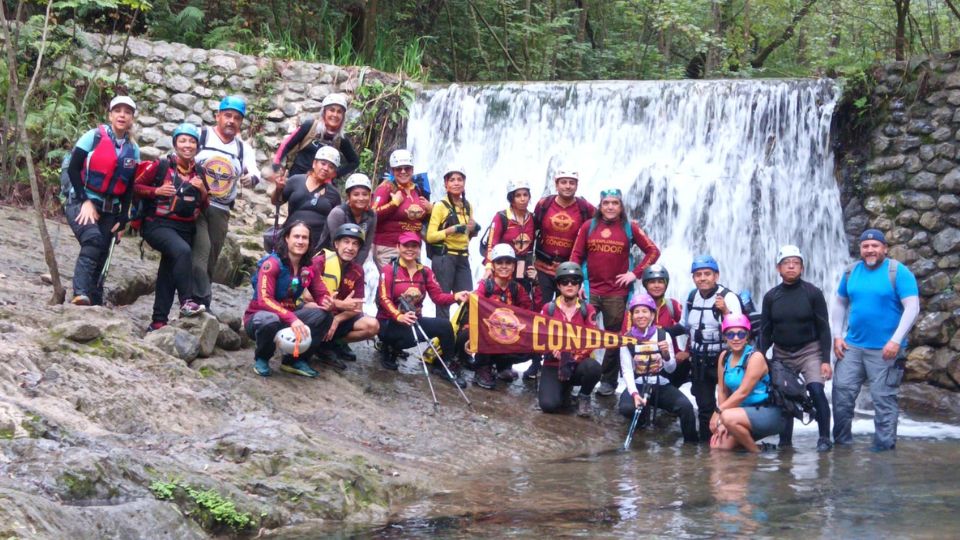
[831,229,919,451]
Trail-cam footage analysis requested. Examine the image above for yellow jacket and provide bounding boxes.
[426,197,473,253]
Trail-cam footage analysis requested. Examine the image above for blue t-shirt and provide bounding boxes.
[838,259,918,349]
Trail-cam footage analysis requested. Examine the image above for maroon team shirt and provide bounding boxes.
[570,218,660,297]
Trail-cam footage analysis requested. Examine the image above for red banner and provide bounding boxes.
[467,293,638,355]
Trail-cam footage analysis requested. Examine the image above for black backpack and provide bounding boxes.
[767,358,815,423]
[478,210,508,257]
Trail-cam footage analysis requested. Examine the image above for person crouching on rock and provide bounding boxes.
[302,223,380,370]
[618,294,698,443]
[64,95,140,306]
[375,232,469,387]
[134,123,209,333]
[710,314,784,453]
[538,262,602,418]
[243,221,331,378]
[470,244,541,390]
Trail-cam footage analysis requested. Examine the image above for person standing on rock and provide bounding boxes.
[570,188,660,397]
[272,93,359,179]
[134,123,209,332]
[425,165,480,320]
[304,223,380,369]
[375,232,469,387]
[371,150,432,270]
[831,229,919,452]
[320,173,377,265]
[530,170,595,380]
[685,255,743,442]
[193,95,261,311]
[64,95,141,306]
[469,244,541,389]
[617,294,698,443]
[758,245,834,452]
[538,262,602,418]
[270,146,342,253]
[244,221,331,378]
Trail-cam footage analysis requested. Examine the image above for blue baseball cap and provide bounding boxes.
[859,229,887,245]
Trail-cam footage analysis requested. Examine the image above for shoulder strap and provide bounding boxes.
[498,210,509,228]
[577,197,592,222]
[888,259,899,289]
[509,280,519,300]
[665,298,677,321]
[154,157,171,186]
[199,126,208,148]
[579,300,589,318]
[534,195,556,229]
[483,278,494,297]
[843,261,859,286]
[546,301,556,316]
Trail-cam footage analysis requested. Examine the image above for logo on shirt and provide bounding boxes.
[512,233,532,253]
[600,228,612,239]
[550,212,574,232]
[405,204,425,220]
[400,287,423,307]
[482,307,526,345]
[200,154,238,198]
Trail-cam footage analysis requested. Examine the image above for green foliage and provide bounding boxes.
[150,480,254,532]
[348,78,415,176]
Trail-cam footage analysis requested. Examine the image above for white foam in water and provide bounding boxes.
[395,80,956,438]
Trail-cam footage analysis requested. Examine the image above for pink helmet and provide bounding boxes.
[628,293,657,314]
[721,313,751,333]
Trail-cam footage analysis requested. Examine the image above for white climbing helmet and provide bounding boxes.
[275,327,312,356]
[554,169,579,181]
[321,93,348,111]
[314,145,341,167]
[490,243,517,262]
[443,164,466,180]
[389,149,413,169]
[506,179,530,194]
[776,244,804,265]
[344,173,372,192]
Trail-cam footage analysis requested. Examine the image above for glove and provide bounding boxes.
[558,352,576,382]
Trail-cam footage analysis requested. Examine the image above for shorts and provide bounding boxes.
[744,404,786,440]
[330,314,363,340]
[774,341,824,384]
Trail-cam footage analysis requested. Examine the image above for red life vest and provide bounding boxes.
[82,125,138,197]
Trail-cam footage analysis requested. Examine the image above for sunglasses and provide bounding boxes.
[724,330,749,340]
[393,166,413,173]
[556,278,582,287]
[600,189,622,199]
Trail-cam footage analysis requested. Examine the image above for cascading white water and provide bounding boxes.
[406,79,847,303]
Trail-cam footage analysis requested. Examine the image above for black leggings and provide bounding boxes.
[780,381,832,444]
[691,353,719,442]
[538,361,602,413]
[143,219,195,322]
[617,384,699,443]
[379,317,455,361]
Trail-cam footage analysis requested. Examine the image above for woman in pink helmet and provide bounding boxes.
[618,294,697,443]
[710,314,785,452]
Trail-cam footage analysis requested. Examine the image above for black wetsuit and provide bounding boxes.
[759,279,830,361]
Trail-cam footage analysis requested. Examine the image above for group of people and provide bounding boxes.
[64,93,920,454]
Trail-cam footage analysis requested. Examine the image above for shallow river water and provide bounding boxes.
[369,431,960,538]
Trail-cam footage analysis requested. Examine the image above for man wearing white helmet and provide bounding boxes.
[272,92,359,178]
[371,149,433,269]
[321,173,377,264]
[759,245,834,452]
[272,145,342,252]
[426,164,480,320]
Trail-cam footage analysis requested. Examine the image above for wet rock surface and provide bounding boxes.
[0,207,626,538]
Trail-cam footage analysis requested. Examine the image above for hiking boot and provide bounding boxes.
[816,437,833,453]
[431,360,467,389]
[332,340,357,362]
[146,321,167,332]
[596,382,616,396]
[473,364,496,390]
[757,442,779,452]
[317,351,347,371]
[379,346,399,371]
[577,394,592,417]
[522,360,540,381]
[180,300,206,317]
[71,294,91,306]
[280,359,319,378]
[497,368,518,382]
[254,358,271,377]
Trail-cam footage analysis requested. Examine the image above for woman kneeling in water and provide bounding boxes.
[710,314,784,452]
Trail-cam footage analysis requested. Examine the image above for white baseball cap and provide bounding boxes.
[109,95,137,113]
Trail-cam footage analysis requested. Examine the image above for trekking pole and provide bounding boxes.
[624,407,641,450]
[97,234,119,291]
[409,325,440,412]
[413,321,473,410]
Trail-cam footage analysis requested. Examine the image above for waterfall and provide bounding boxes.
[405,79,848,305]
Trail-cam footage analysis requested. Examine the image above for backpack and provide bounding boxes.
[129,157,171,232]
[844,260,900,296]
[545,299,589,319]
[283,117,342,171]
[58,129,103,204]
[581,217,634,297]
[426,198,471,259]
[767,357,816,423]
[482,278,520,304]
[478,210,509,257]
[533,195,592,262]
[249,253,304,302]
[199,127,245,164]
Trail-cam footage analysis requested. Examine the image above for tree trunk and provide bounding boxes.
[1,0,65,304]
[894,0,911,61]
[363,0,379,59]
[749,0,818,68]
[704,0,724,75]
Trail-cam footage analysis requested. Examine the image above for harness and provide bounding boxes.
[427,197,471,257]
